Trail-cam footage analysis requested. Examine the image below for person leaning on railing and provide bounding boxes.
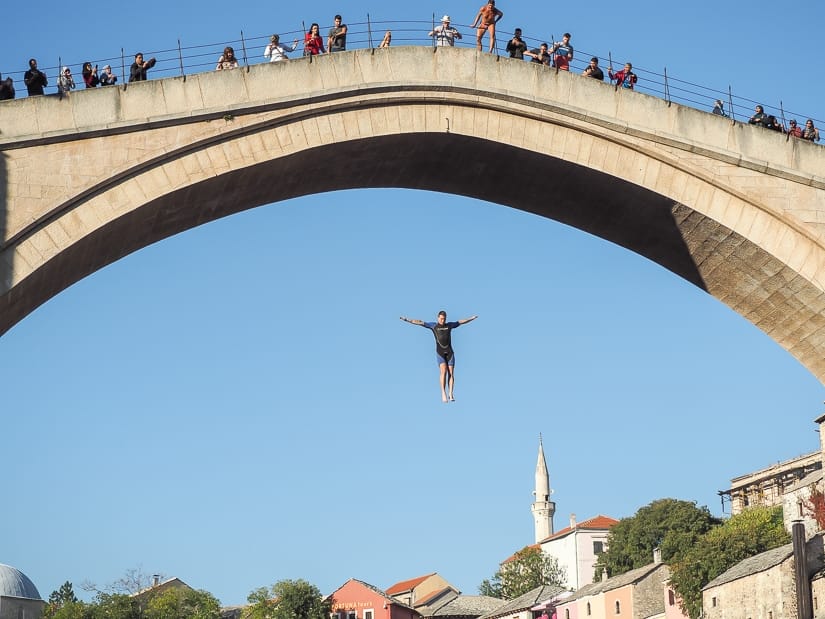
[24,58,47,96]
[264,34,299,62]
[216,46,239,70]
[0,73,15,100]
[304,23,326,55]
[803,119,820,142]
[429,15,462,47]
[129,52,156,82]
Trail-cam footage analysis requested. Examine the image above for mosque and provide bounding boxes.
[0,564,46,619]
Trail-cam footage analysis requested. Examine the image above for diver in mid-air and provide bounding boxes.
[400,310,478,402]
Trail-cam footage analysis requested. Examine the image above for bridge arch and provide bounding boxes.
[2,47,825,379]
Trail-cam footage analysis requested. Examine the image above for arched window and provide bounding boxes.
[565,609,570,619]
[587,602,591,616]
[615,600,621,614]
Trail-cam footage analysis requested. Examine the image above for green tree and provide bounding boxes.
[44,582,83,619]
[144,587,221,619]
[597,499,720,578]
[44,601,89,619]
[87,592,141,619]
[244,579,330,619]
[669,505,790,619]
[49,582,79,607]
[478,546,567,599]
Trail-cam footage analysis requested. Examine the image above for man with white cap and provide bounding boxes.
[429,15,462,47]
[99,64,118,86]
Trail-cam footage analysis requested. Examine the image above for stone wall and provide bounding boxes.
[703,560,796,619]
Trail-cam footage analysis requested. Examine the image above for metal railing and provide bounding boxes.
[2,16,822,136]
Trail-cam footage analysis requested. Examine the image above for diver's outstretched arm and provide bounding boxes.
[400,316,425,326]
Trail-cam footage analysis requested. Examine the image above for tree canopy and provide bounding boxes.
[244,579,330,619]
[478,545,567,599]
[669,505,790,619]
[596,498,721,578]
[144,588,221,619]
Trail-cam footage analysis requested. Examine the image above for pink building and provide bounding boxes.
[555,562,685,619]
[331,578,420,619]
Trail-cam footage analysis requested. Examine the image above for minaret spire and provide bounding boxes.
[531,434,555,542]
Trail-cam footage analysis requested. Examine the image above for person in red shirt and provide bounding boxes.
[303,23,325,56]
[608,62,637,90]
[787,119,803,138]
[551,33,573,71]
[471,0,504,53]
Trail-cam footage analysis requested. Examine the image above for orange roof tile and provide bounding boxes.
[386,573,436,595]
[501,544,541,565]
[538,515,619,544]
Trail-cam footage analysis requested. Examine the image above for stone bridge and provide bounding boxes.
[2,47,825,381]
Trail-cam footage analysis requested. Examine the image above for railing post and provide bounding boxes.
[664,67,671,106]
[432,13,436,51]
[120,48,125,87]
[728,85,735,123]
[57,56,62,99]
[177,39,185,78]
[367,13,373,50]
[240,30,249,70]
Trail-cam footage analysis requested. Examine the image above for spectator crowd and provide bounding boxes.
[0,1,819,142]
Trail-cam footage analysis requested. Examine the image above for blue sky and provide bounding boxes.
[2,0,824,609]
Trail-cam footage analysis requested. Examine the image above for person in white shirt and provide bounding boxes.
[264,34,299,62]
[429,15,462,47]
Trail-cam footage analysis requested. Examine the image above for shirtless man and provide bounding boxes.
[471,0,503,52]
[401,311,478,402]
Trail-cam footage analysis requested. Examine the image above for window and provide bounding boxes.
[593,541,604,554]
[668,590,675,606]
[799,501,804,517]
[365,611,374,619]
[814,597,818,611]
[565,610,570,619]
[587,602,591,616]
[347,612,356,619]
[768,612,773,619]
[615,601,621,614]
[712,597,717,608]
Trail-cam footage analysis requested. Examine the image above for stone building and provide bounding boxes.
[555,561,679,619]
[718,451,822,516]
[701,531,825,619]
[477,584,567,619]
[386,574,458,608]
[0,563,46,619]
[416,593,504,619]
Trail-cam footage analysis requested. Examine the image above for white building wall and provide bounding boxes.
[544,534,579,590]
[576,531,610,588]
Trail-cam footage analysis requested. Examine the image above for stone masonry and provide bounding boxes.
[1,47,825,380]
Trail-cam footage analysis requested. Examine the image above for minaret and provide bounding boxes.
[532,434,555,543]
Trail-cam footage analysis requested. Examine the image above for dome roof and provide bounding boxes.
[0,564,43,600]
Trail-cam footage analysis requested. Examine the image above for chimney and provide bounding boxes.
[570,513,576,529]
[653,547,662,564]
[792,521,812,619]
[152,575,160,588]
